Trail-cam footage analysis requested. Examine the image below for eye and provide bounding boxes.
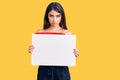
[56,14,61,18]
[49,14,53,17]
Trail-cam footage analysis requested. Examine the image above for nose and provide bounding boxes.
[53,17,57,23]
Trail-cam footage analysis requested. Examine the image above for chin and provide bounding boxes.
[51,24,59,27]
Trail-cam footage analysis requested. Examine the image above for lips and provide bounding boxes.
[52,23,57,24]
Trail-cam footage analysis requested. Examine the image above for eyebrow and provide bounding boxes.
[48,13,61,16]
[56,14,61,17]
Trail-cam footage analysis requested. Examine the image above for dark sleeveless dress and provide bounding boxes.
[37,66,70,80]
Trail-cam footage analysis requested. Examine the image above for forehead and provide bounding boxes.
[48,10,61,15]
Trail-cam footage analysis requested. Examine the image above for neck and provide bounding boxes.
[49,26,63,32]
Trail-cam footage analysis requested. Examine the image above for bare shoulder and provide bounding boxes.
[63,30,72,35]
[36,29,45,32]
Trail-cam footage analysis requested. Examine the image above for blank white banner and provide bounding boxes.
[32,34,76,66]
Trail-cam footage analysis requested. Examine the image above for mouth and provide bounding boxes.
[52,22,57,24]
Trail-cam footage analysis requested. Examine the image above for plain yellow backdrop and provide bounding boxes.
[0,0,120,80]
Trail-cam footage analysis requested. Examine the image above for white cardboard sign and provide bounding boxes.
[32,34,76,66]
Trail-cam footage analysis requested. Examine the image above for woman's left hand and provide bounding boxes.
[73,48,80,57]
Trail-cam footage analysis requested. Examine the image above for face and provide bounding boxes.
[48,10,62,27]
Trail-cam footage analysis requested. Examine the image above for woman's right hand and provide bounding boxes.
[28,45,35,53]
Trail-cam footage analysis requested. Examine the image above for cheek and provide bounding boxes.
[57,17,62,22]
[48,17,53,22]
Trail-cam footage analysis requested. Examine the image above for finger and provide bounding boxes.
[28,48,32,53]
[74,51,80,54]
[74,49,80,52]
[75,54,79,57]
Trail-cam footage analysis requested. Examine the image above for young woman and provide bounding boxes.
[28,2,80,80]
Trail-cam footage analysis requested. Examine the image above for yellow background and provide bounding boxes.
[0,0,120,80]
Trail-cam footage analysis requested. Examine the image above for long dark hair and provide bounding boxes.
[43,2,67,30]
